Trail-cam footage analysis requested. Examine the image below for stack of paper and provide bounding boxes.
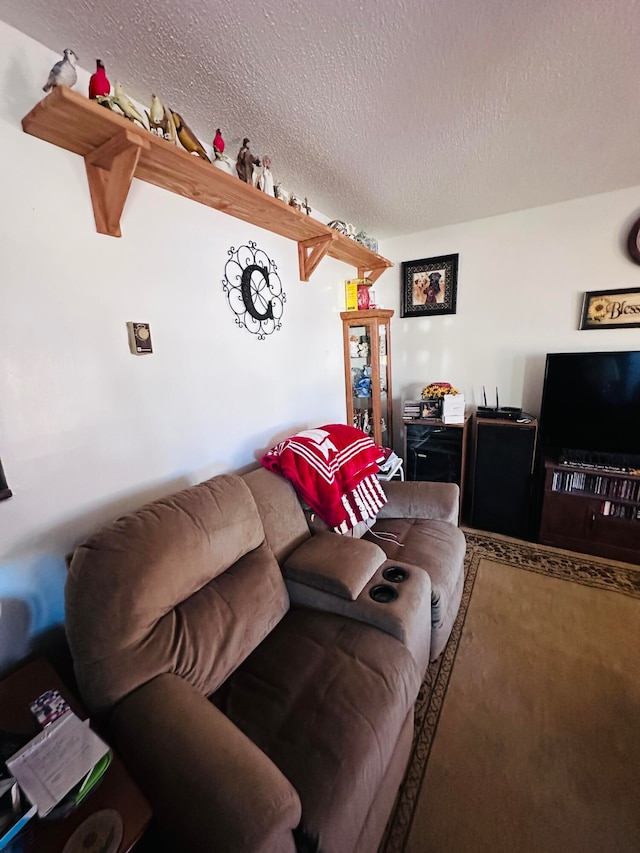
[6,711,110,817]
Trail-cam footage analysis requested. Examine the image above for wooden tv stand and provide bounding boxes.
[538,457,640,565]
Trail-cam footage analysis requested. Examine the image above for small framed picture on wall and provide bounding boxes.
[400,253,459,318]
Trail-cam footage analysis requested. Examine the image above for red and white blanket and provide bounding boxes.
[261,424,387,533]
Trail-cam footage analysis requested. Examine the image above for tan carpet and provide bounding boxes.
[381,530,640,853]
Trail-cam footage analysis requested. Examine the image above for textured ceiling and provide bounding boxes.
[3,0,640,238]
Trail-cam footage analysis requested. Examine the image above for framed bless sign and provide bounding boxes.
[579,287,640,330]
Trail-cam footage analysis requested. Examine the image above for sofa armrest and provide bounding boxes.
[109,673,301,853]
[283,532,386,601]
[377,480,460,524]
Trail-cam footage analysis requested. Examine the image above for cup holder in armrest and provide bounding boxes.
[382,566,409,584]
[369,584,398,604]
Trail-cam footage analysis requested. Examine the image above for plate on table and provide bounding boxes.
[62,809,123,853]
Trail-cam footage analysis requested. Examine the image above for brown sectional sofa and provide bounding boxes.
[64,467,466,853]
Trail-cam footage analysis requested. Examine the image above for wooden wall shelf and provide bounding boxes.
[21,87,393,283]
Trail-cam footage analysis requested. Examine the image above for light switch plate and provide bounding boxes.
[127,322,153,355]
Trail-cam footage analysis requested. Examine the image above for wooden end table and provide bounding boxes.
[0,657,151,852]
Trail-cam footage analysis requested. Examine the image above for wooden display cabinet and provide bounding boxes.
[538,458,640,564]
[340,309,394,447]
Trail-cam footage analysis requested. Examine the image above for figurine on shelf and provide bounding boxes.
[274,182,289,203]
[236,138,260,183]
[355,230,378,253]
[354,373,372,398]
[328,219,348,235]
[252,159,264,189]
[88,59,110,99]
[43,48,78,93]
[213,129,225,155]
[349,335,359,357]
[261,155,275,196]
[112,82,147,128]
[163,103,177,143]
[211,128,234,173]
[147,94,169,137]
[171,111,211,162]
[302,197,311,215]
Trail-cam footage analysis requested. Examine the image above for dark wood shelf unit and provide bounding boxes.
[538,457,640,565]
[21,86,393,283]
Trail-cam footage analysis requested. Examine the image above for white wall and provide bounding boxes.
[0,22,348,665]
[376,188,640,450]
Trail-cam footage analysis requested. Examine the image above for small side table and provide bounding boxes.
[0,658,151,853]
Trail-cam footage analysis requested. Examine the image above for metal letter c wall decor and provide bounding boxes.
[222,241,286,339]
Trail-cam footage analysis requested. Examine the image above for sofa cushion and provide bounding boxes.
[378,480,460,524]
[283,532,386,600]
[243,467,311,562]
[218,608,421,853]
[66,474,289,715]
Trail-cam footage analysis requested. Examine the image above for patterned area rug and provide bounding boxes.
[379,530,640,853]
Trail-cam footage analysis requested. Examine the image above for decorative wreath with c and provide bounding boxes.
[222,241,286,339]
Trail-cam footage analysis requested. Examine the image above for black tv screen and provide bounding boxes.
[539,350,640,458]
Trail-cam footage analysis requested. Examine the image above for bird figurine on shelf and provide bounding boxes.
[88,59,110,99]
[212,129,234,174]
[163,104,177,144]
[213,128,225,156]
[112,81,147,128]
[147,94,167,136]
[171,111,211,162]
[147,95,177,143]
[42,48,78,92]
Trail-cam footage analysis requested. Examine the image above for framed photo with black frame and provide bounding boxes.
[400,253,459,318]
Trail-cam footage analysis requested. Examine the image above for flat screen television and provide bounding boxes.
[539,350,640,461]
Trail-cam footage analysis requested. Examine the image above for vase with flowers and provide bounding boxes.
[420,382,460,419]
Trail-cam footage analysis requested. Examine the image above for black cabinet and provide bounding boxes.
[470,416,538,539]
[403,418,469,508]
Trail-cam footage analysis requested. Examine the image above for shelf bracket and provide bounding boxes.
[357,263,393,284]
[84,129,150,237]
[298,233,336,281]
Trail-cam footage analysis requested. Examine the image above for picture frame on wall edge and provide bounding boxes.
[579,287,640,330]
[400,253,459,318]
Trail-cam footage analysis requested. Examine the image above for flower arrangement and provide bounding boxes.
[421,382,460,400]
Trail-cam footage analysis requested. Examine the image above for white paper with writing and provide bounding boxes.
[6,711,110,816]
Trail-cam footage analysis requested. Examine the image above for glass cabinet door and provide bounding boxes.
[341,309,394,447]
